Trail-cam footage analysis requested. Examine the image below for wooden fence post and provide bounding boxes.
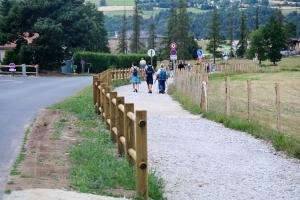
[100,83,107,121]
[124,103,135,166]
[109,91,118,142]
[104,87,111,128]
[275,83,281,133]
[117,97,125,155]
[135,110,148,199]
[247,80,253,121]
[225,76,231,116]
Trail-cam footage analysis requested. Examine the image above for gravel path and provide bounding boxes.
[3,79,300,200]
[114,79,300,200]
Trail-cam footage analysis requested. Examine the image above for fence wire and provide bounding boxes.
[173,66,300,138]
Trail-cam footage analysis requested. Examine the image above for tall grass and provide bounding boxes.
[49,86,165,199]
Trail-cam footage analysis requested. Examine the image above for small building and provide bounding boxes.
[0,44,15,62]
[108,30,165,54]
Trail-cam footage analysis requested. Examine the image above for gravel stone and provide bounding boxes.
[115,79,300,200]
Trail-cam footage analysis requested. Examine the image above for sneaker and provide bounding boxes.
[159,90,162,93]
[162,91,165,94]
[149,90,152,93]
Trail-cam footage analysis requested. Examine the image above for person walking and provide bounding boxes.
[130,62,141,92]
[145,61,155,93]
[168,60,174,78]
[139,58,146,70]
[205,61,210,73]
[178,60,185,72]
[156,63,168,94]
[186,63,191,72]
[211,62,215,73]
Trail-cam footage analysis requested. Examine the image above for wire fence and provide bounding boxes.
[173,63,300,138]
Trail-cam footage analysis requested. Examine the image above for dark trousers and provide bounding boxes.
[159,80,166,92]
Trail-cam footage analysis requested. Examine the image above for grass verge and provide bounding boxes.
[49,85,165,199]
[168,84,300,160]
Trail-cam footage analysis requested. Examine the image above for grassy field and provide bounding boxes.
[86,0,135,6]
[170,69,300,159]
[102,9,162,18]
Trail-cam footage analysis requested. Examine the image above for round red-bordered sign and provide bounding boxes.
[170,42,177,49]
[9,63,15,68]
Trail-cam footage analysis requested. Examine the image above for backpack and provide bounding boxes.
[132,66,138,76]
[146,65,153,74]
[159,68,167,80]
[168,63,173,70]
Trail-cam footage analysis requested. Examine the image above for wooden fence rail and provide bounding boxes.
[93,68,148,199]
[0,64,39,76]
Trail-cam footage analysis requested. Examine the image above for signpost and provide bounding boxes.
[147,49,155,65]
[170,42,177,61]
[72,65,77,74]
[9,63,16,72]
[80,60,85,74]
[197,49,203,63]
[87,63,92,74]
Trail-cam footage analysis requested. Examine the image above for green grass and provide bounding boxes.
[168,73,300,160]
[86,0,135,6]
[49,85,165,199]
[10,127,31,175]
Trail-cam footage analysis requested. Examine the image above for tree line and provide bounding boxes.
[0,0,110,70]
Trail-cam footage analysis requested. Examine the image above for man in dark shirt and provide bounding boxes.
[178,60,185,71]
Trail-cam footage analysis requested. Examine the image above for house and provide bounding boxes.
[0,44,15,62]
[0,33,39,62]
[108,30,166,54]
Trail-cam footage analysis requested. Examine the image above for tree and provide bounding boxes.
[100,0,106,6]
[129,0,143,53]
[284,22,296,51]
[261,0,269,6]
[117,13,128,54]
[0,0,13,16]
[236,11,248,58]
[255,7,259,30]
[262,15,286,64]
[173,0,190,62]
[161,0,177,59]
[228,11,234,59]
[147,16,157,50]
[246,29,267,64]
[206,8,223,63]
[84,2,110,53]
[0,0,109,70]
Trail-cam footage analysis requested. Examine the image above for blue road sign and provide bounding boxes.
[197,49,203,57]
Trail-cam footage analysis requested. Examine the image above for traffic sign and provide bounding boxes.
[255,53,258,57]
[147,49,156,57]
[197,49,203,57]
[170,49,177,55]
[9,63,15,68]
[170,55,177,60]
[170,42,177,49]
[80,60,85,65]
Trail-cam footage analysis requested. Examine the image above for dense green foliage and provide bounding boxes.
[130,0,144,53]
[247,15,286,64]
[0,0,109,70]
[206,8,223,63]
[105,7,300,39]
[73,51,157,73]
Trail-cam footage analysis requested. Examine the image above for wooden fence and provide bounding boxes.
[173,64,298,136]
[93,68,148,199]
[0,64,39,76]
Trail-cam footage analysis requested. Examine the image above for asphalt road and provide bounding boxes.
[0,76,92,198]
